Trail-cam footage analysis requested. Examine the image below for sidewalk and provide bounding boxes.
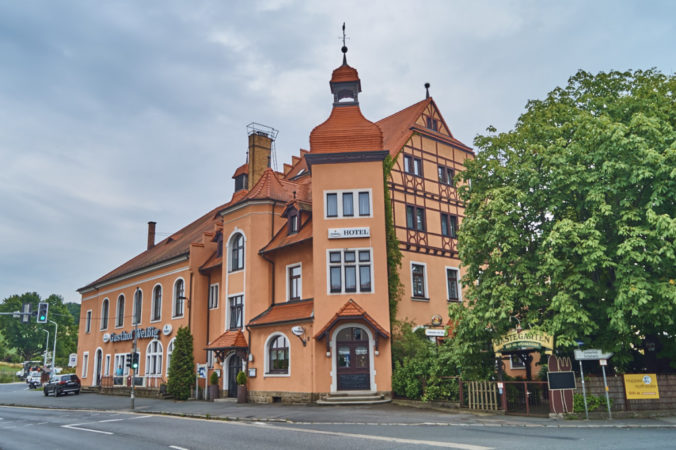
[1,385,674,429]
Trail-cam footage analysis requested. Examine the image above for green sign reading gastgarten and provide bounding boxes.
[493,329,554,355]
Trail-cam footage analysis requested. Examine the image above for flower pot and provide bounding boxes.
[208,385,220,401]
[237,385,247,403]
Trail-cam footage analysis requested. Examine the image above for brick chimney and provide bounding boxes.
[247,131,272,190]
[147,221,156,250]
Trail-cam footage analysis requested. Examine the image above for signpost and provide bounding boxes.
[574,348,614,419]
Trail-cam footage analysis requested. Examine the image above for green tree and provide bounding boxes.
[454,69,676,371]
[167,326,195,400]
[0,293,77,365]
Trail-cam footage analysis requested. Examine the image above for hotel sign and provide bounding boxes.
[493,329,554,355]
[328,227,370,239]
[105,326,161,343]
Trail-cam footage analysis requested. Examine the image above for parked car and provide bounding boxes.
[43,374,81,397]
[26,371,43,388]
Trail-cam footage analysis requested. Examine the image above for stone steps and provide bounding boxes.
[316,392,391,405]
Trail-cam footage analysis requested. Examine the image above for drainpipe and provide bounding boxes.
[206,272,211,354]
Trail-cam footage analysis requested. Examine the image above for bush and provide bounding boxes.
[236,370,247,385]
[573,393,612,413]
[167,327,195,400]
[210,371,219,386]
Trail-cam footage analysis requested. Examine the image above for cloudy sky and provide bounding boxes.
[0,0,674,304]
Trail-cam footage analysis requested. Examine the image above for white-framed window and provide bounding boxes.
[145,340,163,376]
[327,248,373,294]
[82,352,89,378]
[446,267,461,302]
[114,353,130,376]
[100,298,109,330]
[151,284,162,322]
[104,354,111,377]
[287,263,302,301]
[264,333,290,377]
[207,350,214,369]
[208,284,219,309]
[166,338,176,376]
[173,278,185,318]
[132,289,143,325]
[410,262,428,299]
[85,310,92,333]
[324,189,372,218]
[228,295,243,330]
[229,233,245,272]
[510,354,526,369]
[116,294,125,328]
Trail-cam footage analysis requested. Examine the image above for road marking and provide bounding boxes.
[98,418,124,423]
[169,446,189,450]
[62,423,113,435]
[131,415,153,420]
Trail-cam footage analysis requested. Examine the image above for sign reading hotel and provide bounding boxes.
[493,329,554,355]
[624,374,660,399]
[328,227,370,239]
[104,326,161,343]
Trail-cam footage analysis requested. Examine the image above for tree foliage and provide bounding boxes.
[0,292,77,364]
[167,326,195,400]
[454,69,676,371]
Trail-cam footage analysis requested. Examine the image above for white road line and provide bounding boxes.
[36,422,48,425]
[98,418,124,423]
[169,446,189,450]
[131,415,153,420]
[62,424,113,435]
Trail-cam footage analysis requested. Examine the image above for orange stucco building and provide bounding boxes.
[76,44,473,402]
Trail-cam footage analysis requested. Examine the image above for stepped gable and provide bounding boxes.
[78,202,229,292]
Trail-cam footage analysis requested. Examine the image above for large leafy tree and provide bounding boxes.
[167,326,195,400]
[452,69,675,371]
[0,292,77,364]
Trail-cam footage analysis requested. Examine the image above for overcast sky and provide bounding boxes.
[0,0,674,304]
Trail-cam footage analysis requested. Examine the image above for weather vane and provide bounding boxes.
[340,22,349,63]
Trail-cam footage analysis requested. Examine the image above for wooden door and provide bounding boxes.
[336,327,370,391]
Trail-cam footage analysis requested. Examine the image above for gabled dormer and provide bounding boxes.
[282,200,312,236]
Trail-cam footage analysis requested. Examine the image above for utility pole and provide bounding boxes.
[49,320,58,374]
[41,329,50,368]
[131,288,139,410]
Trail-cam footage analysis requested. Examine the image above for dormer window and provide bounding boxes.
[288,212,299,235]
[234,174,248,191]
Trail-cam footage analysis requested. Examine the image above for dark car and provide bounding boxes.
[43,374,81,397]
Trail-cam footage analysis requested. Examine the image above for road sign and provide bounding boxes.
[425,328,447,337]
[197,364,207,379]
[68,353,77,367]
[574,349,613,360]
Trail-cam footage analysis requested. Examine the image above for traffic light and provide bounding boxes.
[36,302,48,324]
[131,353,139,370]
[125,353,132,368]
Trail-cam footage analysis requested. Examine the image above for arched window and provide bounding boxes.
[229,233,244,272]
[152,285,162,321]
[145,340,163,376]
[116,295,125,328]
[267,334,289,374]
[173,279,185,318]
[100,298,109,330]
[133,289,143,325]
[166,338,175,375]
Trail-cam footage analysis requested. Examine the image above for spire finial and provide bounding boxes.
[425,82,430,99]
[341,22,348,65]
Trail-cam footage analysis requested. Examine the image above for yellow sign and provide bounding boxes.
[624,374,660,399]
[492,329,554,355]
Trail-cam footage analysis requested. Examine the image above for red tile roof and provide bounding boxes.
[248,299,314,328]
[199,252,222,272]
[260,216,313,254]
[377,98,431,156]
[232,163,248,178]
[310,105,383,153]
[206,330,248,350]
[314,299,390,340]
[331,63,359,83]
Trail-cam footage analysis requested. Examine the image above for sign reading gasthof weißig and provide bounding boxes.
[624,373,660,399]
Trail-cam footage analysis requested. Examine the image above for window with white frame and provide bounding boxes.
[325,189,371,218]
[104,354,111,376]
[145,340,163,376]
[82,352,89,378]
[173,279,185,318]
[116,294,125,327]
[288,264,301,301]
[229,233,245,271]
[100,298,109,330]
[114,353,129,376]
[207,350,214,369]
[166,338,175,375]
[267,334,289,375]
[85,310,92,333]
[132,289,142,325]
[446,268,460,302]
[229,295,243,329]
[208,284,219,309]
[151,285,162,321]
[411,263,427,298]
[328,249,372,294]
[510,354,526,369]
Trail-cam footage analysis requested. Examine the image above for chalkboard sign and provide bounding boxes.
[548,371,576,390]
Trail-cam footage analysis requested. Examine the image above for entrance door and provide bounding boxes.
[336,327,370,390]
[227,355,241,398]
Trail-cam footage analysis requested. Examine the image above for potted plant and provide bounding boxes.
[236,370,247,403]
[208,371,220,401]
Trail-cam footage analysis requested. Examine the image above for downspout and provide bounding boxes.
[206,272,211,352]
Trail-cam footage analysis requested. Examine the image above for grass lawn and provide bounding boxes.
[0,362,22,383]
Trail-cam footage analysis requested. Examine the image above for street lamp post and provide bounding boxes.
[49,320,58,374]
[41,329,50,368]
